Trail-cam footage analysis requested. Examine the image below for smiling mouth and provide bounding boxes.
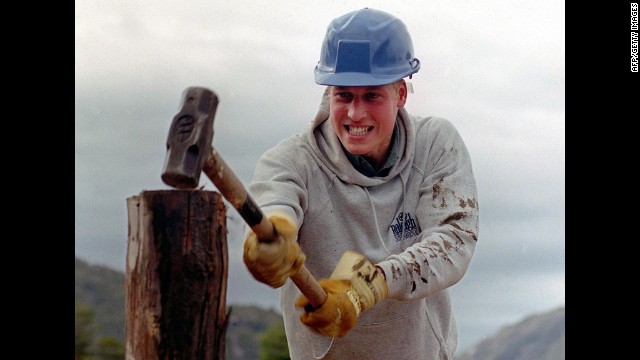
[346,126,373,136]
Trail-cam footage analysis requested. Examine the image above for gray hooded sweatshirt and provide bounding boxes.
[247,90,479,359]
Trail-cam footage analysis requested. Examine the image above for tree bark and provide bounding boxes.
[125,190,228,360]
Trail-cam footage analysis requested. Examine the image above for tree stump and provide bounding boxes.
[125,190,228,360]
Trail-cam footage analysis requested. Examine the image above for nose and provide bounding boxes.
[347,99,367,121]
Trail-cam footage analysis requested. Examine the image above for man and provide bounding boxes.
[243,8,479,359]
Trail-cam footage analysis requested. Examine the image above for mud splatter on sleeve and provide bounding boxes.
[379,118,479,300]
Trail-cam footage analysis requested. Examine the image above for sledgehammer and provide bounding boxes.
[161,86,327,308]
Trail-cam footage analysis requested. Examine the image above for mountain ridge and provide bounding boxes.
[75,256,565,359]
[455,306,565,360]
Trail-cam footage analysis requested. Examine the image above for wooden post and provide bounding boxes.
[125,190,228,360]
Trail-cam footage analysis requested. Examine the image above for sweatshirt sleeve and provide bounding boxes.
[377,117,479,300]
[243,136,309,237]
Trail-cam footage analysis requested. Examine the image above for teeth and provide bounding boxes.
[348,126,371,136]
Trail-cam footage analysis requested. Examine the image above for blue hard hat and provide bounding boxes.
[314,8,421,86]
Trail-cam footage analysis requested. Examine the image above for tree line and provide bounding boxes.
[75,303,125,360]
[75,302,290,360]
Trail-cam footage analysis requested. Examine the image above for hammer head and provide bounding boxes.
[161,87,219,189]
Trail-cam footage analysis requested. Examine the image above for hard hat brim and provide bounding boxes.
[314,67,419,87]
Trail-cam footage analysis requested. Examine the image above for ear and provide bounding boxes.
[396,80,408,108]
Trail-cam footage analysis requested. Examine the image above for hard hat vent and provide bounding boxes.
[335,41,371,73]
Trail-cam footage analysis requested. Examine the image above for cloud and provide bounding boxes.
[76,0,565,354]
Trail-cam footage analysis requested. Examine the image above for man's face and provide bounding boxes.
[329,81,407,169]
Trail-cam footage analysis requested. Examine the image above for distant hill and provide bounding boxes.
[75,257,284,360]
[75,257,126,341]
[455,306,565,360]
[226,305,283,360]
[76,256,565,360]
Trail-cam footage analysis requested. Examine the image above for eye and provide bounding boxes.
[335,92,353,101]
[365,92,381,100]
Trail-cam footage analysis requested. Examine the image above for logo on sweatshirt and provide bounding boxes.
[390,212,421,242]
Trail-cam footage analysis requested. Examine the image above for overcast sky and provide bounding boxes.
[75,0,565,354]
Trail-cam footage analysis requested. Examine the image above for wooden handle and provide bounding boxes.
[203,147,328,307]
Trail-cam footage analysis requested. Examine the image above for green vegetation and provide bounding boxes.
[260,321,290,360]
[75,258,125,341]
[75,257,290,360]
[226,305,289,360]
[76,257,564,360]
[75,303,96,358]
[75,303,125,360]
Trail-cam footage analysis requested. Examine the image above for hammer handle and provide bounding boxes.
[203,147,328,308]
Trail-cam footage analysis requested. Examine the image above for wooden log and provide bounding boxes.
[125,190,228,360]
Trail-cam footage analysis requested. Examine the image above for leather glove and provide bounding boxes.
[243,211,306,288]
[294,251,388,337]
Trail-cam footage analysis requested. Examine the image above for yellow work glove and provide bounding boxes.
[243,211,306,288]
[294,251,388,337]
